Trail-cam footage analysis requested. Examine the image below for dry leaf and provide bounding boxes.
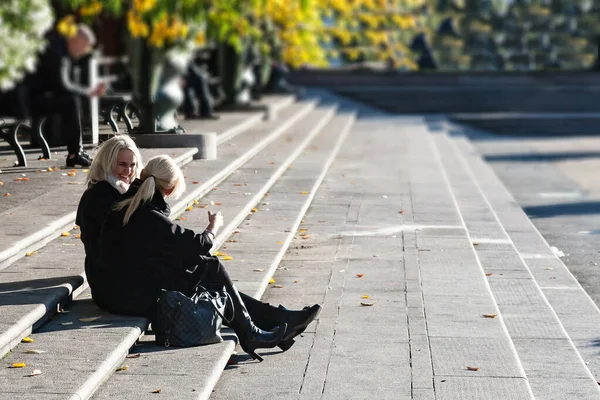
[251,207,258,213]
[126,353,141,359]
[79,316,102,322]
[67,172,76,177]
[361,295,370,299]
[152,389,162,394]
[192,181,200,184]
[14,177,29,181]
[47,167,54,172]
[398,210,405,214]
[233,229,240,234]
[23,350,46,354]
[193,199,199,205]
[269,278,275,284]
[299,229,307,233]
[116,365,129,372]
[482,314,497,319]
[466,366,480,371]
[10,363,26,368]
[0,182,3,185]
[21,337,34,343]
[61,232,70,237]
[293,280,299,284]
[277,241,283,245]
[473,242,480,246]
[268,162,275,165]
[272,285,284,288]
[186,205,193,211]
[75,233,81,239]
[214,202,223,206]
[300,191,308,195]
[253,268,265,272]
[30,369,42,377]
[25,251,37,257]
[221,256,233,261]
[360,302,375,307]
[226,239,237,243]
[177,217,186,221]
[3,193,10,197]
[197,204,208,208]
[356,274,364,278]
[301,235,311,239]
[485,273,493,277]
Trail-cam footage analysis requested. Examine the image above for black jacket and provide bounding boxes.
[76,181,121,290]
[94,179,214,321]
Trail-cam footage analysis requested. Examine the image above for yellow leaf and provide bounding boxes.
[82,169,89,173]
[186,205,193,211]
[75,234,81,239]
[214,251,221,256]
[193,199,199,205]
[269,278,275,284]
[79,316,102,322]
[251,207,258,213]
[361,295,370,299]
[21,337,34,343]
[277,241,283,245]
[221,256,233,261]
[26,251,37,257]
[301,191,308,194]
[299,229,307,233]
[47,167,54,172]
[483,314,497,319]
[67,172,76,177]
[11,363,26,368]
[466,366,480,371]
[61,232,70,237]
[116,365,129,372]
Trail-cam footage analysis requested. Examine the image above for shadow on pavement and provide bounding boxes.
[524,201,600,218]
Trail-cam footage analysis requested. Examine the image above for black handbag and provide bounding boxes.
[155,284,233,347]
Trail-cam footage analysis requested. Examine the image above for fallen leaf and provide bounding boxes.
[30,369,42,377]
[301,220,306,224]
[67,172,76,177]
[193,199,199,205]
[213,187,219,191]
[60,322,73,326]
[23,350,46,354]
[301,191,308,195]
[269,162,275,165]
[10,363,26,368]
[79,316,102,322]
[197,204,208,208]
[186,205,193,211]
[361,295,370,299]
[356,274,364,278]
[75,234,81,239]
[251,207,258,213]
[473,242,480,246]
[61,232,70,237]
[116,365,129,372]
[192,181,200,184]
[466,366,480,371]
[272,285,284,288]
[485,273,493,277]
[214,251,221,256]
[82,169,89,173]
[269,278,275,284]
[0,182,3,185]
[3,193,10,197]
[177,217,186,221]
[299,229,307,233]
[277,241,283,245]
[47,167,54,172]
[214,202,223,206]
[234,183,242,186]
[293,280,299,284]
[360,302,375,307]
[25,251,37,257]
[253,268,265,272]
[126,353,141,359]
[152,388,162,394]
[226,239,237,243]
[21,337,34,343]
[221,256,233,261]
[14,177,29,181]
[233,229,240,234]
[483,314,497,319]
[398,210,405,214]
[301,235,311,239]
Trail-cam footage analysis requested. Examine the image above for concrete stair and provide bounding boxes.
[2,90,600,399]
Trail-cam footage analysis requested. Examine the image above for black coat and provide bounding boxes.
[75,181,121,291]
[94,180,215,322]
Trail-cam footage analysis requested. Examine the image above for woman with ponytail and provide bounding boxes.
[94,155,320,361]
[76,135,142,292]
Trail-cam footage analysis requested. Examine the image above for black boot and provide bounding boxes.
[228,287,286,362]
[240,293,321,351]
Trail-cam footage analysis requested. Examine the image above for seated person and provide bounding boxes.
[26,24,106,167]
[78,153,320,360]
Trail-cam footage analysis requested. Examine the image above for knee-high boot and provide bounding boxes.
[240,292,321,351]
[227,285,286,362]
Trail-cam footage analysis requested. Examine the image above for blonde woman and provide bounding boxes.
[76,135,143,291]
[94,155,320,361]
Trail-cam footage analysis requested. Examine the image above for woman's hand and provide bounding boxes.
[207,210,223,234]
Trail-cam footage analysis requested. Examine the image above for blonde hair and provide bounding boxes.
[114,155,186,225]
[86,135,143,188]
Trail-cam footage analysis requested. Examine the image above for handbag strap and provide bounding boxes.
[195,284,234,324]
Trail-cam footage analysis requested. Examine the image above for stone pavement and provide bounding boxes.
[210,94,600,399]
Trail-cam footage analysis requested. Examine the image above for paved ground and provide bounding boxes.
[459,126,600,309]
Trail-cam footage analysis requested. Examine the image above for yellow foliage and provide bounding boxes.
[57,15,77,38]
[79,1,103,17]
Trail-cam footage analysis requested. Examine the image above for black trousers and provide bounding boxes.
[182,64,213,117]
[31,92,83,155]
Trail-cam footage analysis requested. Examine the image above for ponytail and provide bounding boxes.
[113,176,156,225]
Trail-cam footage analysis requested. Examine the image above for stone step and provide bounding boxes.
[0,104,340,399]
[0,148,197,271]
[91,112,356,400]
[0,99,318,359]
[427,118,600,398]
